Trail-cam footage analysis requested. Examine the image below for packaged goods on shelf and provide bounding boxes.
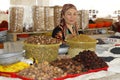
[54,6,62,27]
[44,6,55,30]
[9,7,24,33]
[32,6,45,31]
[79,10,89,29]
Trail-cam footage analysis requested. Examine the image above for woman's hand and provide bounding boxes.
[55,31,63,40]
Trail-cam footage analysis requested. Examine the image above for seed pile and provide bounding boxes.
[110,47,120,54]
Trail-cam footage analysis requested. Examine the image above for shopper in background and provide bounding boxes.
[52,4,79,43]
[112,15,120,32]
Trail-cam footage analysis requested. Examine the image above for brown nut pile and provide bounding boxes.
[18,61,66,80]
[50,58,84,74]
[24,35,61,44]
[72,50,108,72]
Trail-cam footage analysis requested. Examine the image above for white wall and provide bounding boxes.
[0,0,10,11]
[49,0,120,17]
[0,0,120,17]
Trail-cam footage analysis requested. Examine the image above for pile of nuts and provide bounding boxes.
[18,61,66,80]
[24,35,61,44]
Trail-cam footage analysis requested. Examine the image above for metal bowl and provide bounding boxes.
[0,30,7,42]
[0,50,25,65]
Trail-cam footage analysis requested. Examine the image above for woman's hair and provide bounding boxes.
[59,4,78,36]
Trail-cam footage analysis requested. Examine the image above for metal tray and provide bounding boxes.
[0,50,25,65]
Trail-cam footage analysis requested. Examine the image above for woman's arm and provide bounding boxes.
[52,26,63,40]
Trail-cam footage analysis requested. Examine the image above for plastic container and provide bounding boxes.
[66,34,97,57]
[0,28,8,31]
[104,21,112,27]
[17,34,29,41]
[24,43,60,63]
[96,22,104,28]
[88,23,96,28]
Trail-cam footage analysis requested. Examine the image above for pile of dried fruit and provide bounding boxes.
[50,58,83,74]
[51,50,108,73]
[73,50,108,72]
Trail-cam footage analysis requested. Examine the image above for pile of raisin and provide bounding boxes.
[72,50,108,71]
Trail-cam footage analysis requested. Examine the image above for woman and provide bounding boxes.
[112,15,120,32]
[52,4,79,42]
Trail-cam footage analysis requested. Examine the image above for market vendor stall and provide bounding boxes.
[0,33,120,80]
[1,0,120,79]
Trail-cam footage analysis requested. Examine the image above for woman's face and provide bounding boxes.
[63,8,78,25]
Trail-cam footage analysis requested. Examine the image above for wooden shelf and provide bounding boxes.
[7,30,52,34]
[7,30,52,41]
[79,27,110,35]
[79,27,110,31]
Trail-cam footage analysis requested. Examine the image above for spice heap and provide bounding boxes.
[66,34,97,42]
[110,47,120,54]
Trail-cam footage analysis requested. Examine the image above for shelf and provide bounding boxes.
[79,27,110,31]
[7,30,52,35]
[7,30,52,41]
